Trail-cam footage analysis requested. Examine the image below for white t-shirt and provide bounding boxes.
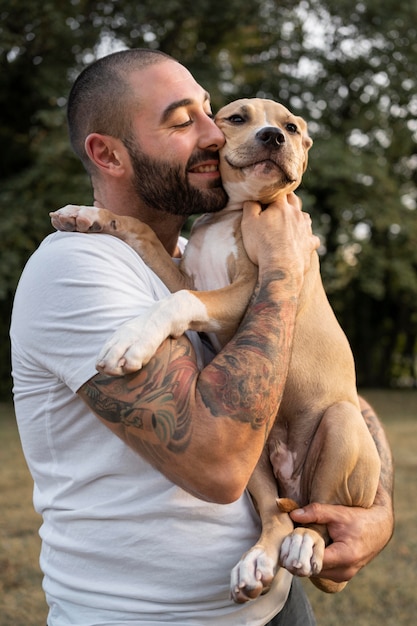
[10,231,291,625]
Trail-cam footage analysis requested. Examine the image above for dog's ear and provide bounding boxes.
[303,133,313,152]
[301,128,313,173]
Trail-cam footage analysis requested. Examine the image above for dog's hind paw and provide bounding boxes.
[279,527,325,577]
[230,546,277,604]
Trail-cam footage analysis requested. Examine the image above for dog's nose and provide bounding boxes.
[256,127,286,146]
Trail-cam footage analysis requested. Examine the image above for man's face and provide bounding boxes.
[126,142,227,217]
[125,61,227,216]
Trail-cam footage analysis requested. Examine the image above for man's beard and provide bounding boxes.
[127,143,228,217]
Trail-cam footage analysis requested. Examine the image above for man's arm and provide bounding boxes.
[78,197,319,504]
[290,396,394,581]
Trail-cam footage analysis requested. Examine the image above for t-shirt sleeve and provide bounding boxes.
[12,231,162,392]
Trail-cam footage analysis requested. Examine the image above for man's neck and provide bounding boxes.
[93,189,186,257]
[145,211,186,258]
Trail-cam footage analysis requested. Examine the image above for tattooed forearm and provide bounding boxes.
[79,338,198,454]
[199,277,297,432]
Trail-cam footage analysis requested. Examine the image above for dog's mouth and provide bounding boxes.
[242,160,281,176]
[226,156,296,183]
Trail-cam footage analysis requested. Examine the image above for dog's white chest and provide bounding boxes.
[182,212,241,291]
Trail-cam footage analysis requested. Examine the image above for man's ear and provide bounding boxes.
[85,133,127,176]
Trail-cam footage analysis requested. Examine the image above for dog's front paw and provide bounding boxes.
[96,316,168,376]
[230,546,277,604]
[279,527,325,577]
[97,293,203,376]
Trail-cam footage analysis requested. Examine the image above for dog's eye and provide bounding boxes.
[286,123,298,134]
[226,114,246,124]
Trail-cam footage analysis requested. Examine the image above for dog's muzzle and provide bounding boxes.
[256,127,286,146]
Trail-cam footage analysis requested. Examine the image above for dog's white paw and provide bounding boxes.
[96,329,153,376]
[50,204,105,233]
[230,546,277,604]
[96,315,173,376]
[96,292,211,376]
[279,528,324,577]
[96,294,199,376]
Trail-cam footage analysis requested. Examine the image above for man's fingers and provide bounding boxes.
[286,192,302,210]
[317,545,360,583]
[289,502,344,525]
[242,200,262,218]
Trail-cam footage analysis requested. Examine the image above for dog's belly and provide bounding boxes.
[183,211,242,291]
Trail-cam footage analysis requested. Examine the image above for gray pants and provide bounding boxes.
[265,577,317,626]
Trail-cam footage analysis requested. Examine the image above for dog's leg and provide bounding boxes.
[96,272,257,375]
[94,290,217,374]
[278,400,381,593]
[50,205,193,292]
[230,449,294,604]
[51,205,258,374]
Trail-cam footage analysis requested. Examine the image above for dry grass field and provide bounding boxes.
[0,389,416,626]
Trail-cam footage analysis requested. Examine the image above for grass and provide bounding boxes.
[0,389,416,625]
[0,402,47,625]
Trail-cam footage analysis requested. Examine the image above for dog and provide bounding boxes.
[50,98,381,603]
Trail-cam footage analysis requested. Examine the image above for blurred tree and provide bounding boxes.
[0,0,416,397]
[287,0,417,387]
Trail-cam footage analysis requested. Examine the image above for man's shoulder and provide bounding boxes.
[15,231,157,304]
[40,230,133,254]
[33,231,147,272]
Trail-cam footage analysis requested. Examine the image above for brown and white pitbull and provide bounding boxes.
[51,98,381,602]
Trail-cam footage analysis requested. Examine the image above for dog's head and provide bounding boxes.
[215,98,312,205]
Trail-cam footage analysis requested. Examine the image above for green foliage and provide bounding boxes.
[0,0,416,396]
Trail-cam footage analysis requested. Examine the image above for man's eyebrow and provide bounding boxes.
[160,91,211,124]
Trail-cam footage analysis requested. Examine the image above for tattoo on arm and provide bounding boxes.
[199,277,296,435]
[79,338,198,457]
[79,274,297,468]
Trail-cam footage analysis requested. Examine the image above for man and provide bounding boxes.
[11,49,393,625]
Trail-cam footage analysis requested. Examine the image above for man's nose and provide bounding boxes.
[201,117,225,150]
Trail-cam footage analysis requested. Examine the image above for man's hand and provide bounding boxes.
[289,487,394,583]
[241,193,320,280]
